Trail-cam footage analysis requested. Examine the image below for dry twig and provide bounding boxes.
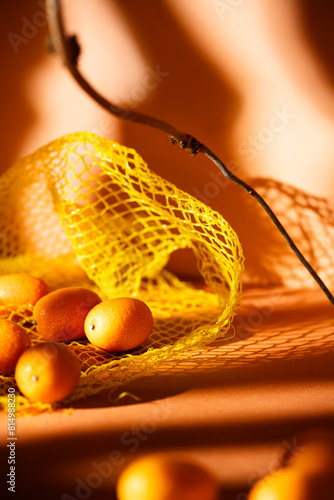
[45,0,334,306]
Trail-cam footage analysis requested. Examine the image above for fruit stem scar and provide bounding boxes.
[90,324,95,331]
[31,375,38,382]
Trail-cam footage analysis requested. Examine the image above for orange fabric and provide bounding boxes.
[0,286,333,498]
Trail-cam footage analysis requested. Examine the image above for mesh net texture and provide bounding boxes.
[0,132,244,415]
[249,178,334,288]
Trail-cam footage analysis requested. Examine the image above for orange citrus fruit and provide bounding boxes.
[84,297,153,352]
[293,442,334,478]
[281,429,334,477]
[116,454,219,500]
[0,273,50,308]
[34,286,102,341]
[248,466,334,500]
[15,342,81,403]
[0,319,31,373]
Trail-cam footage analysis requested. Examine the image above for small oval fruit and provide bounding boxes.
[34,286,102,341]
[15,342,81,403]
[0,319,31,373]
[281,429,334,477]
[116,454,219,500]
[248,466,334,500]
[0,273,50,308]
[84,297,153,352]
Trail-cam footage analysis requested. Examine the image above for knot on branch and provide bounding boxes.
[168,134,203,156]
[46,34,81,67]
[66,35,81,65]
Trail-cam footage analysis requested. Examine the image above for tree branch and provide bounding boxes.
[45,0,334,306]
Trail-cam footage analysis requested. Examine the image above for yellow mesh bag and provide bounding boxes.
[0,132,244,415]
